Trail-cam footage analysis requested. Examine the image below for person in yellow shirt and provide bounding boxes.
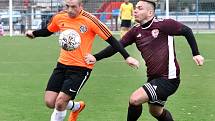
[120,0,134,37]
[25,0,139,121]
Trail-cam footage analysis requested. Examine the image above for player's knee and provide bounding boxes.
[44,98,55,109]
[129,95,141,106]
[55,97,67,110]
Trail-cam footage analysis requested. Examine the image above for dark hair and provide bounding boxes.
[141,0,156,10]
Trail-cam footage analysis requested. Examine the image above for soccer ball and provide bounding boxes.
[59,29,81,51]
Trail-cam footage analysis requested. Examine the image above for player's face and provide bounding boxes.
[134,1,154,23]
[65,0,82,18]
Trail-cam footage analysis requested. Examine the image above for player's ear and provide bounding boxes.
[78,0,83,8]
[148,10,153,16]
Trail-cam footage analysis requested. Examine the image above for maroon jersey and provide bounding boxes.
[121,18,184,79]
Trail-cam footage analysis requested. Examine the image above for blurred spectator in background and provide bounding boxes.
[120,0,134,37]
[20,14,26,34]
[41,14,53,29]
[0,16,4,36]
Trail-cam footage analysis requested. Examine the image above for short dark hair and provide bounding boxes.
[141,0,156,10]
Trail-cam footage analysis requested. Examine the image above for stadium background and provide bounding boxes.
[0,0,215,35]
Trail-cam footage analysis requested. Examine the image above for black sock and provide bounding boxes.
[155,109,174,121]
[127,103,142,121]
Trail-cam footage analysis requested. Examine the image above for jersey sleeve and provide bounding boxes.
[47,14,60,32]
[160,19,184,35]
[120,27,136,47]
[90,16,112,40]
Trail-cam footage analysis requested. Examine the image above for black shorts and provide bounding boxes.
[142,77,180,106]
[46,62,92,100]
[121,20,131,28]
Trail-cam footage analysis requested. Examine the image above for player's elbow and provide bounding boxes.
[180,25,192,36]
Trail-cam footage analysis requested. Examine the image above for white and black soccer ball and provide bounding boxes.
[59,29,81,51]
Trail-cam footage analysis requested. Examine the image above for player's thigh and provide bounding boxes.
[129,87,149,105]
[44,63,66,107]
[62,67,91,100]
[46,63,65,93]
[55,92,72,109]
[143,77,180,106]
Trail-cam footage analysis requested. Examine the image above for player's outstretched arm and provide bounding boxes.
[25,28,54,39]
[87,36,139,68]
[179,25,205,66]
[180,25,200,56]
[85,53,140,69]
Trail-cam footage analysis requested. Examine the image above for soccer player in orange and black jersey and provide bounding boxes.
[85,0,205,121]
[25,0,139,121]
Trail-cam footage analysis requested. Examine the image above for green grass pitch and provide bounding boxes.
[0,33,214,121]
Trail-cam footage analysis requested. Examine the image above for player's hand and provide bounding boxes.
[25,30,35,39]
[125,57,140,69]
[85,53,96,65]
[193,55,204,66]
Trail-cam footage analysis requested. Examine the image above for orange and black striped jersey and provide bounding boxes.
[47,10,112,69]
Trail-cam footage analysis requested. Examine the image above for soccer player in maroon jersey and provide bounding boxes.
[85,0,204,121]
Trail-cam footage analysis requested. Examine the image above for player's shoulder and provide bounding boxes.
[153,17,182,29]
[81,10,97,18]
[81,10,100,22]
[129,2,133,6]
[153,17,165,22]
[152,17,169,26]
[121,3,127,7]
[154,17,176,23]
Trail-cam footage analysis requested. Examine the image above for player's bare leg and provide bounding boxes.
[48,92,70,121]
[127,87,149,121]
[45,91,58,108]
